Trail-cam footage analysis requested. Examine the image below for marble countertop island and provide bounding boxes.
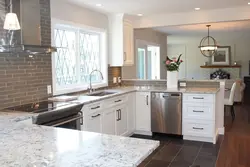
[0,114,159,167]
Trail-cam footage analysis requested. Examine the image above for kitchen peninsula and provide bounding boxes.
[0,114,159,167]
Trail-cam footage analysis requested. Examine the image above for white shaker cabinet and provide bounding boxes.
[102,109,116,135]
[127,92,136,135]
[109,14,134,66]
[84,111,102,133]
[135,92,151,135]
[115,104,129,136]
[82,102,102,133]
[182,93,218,144]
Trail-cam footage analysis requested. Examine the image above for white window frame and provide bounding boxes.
[51,18,108,95]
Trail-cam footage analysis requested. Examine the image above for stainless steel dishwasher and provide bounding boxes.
[151,92,182,135]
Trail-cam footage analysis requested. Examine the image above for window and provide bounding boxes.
[136,40,160,80]
[52,20,107,95]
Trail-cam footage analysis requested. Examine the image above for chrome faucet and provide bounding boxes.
[88,69,104,93]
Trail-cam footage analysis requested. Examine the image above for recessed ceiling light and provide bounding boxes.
[248,2,250,5]
[96,4,102,7]
[137,14,143,16]
[195,8,201,10]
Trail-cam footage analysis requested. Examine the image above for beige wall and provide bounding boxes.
[167,31,250,79]
[122,28,167,79]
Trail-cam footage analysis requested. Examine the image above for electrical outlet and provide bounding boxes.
[118,77,122,83]
[47,85,52,94]
[113,77,117,84]
[180,82,187,87]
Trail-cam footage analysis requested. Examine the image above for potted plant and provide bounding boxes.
[164,54,183,88]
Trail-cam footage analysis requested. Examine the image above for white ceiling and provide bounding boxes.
[153,20,250,35]
[66,0,249,15]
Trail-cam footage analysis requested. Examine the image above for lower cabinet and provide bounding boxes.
[115,104,128,136]
[82,93,133,137]
[135,92,151,135]
[102,109,116,135]
[84,110,102,133]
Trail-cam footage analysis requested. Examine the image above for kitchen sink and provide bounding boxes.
[87,90,118,97]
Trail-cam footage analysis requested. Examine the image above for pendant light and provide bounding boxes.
[3,0,20,30]
[199,25,218,57]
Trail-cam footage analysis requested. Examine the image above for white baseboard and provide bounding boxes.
[218,127,225,135]
[183,135,214,144]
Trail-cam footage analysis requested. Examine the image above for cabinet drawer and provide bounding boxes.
[82,102,102,115]
[183,120,214,137]
[183,103,214,120]
[183,94,214,103]
[105,95,128,108]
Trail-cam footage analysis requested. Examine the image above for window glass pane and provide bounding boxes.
[137,48,145,79]
[79,32,101,84]
[147,50,152,79]
[54,29,77,87]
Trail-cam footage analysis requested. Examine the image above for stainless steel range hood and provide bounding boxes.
[1,0,56,54]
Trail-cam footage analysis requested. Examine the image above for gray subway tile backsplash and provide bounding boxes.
[0,0,122,109]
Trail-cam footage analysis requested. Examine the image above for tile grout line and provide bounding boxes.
[191,143,204,166]
[145,140,170,167]
[166,142,184,167]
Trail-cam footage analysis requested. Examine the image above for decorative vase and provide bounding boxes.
[167,71,178,88]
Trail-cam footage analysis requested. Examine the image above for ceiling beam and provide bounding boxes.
[132,6,250,28]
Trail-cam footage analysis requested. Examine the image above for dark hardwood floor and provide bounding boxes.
[216,102,250,167]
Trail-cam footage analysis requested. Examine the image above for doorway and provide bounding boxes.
[136,40,160,80]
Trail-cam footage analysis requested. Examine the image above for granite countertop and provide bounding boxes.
[0,110,36,123]
[69,86,219,105]
[0,122,159,167]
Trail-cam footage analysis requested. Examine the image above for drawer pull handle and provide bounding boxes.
[193,97,204,99]
[193,110,204,113]
[91,114,101,118]
[91,106,100,110]
[115,100,122,103]
[193,127,204,130]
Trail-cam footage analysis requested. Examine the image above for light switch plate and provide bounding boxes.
[47,85,52,94]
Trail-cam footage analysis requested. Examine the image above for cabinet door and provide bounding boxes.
[123,20,134,66]
[127,93,136,134]
[85,111,102,133]
[102,109,116,135]
[116,105,128,136]
[136,92,151,132]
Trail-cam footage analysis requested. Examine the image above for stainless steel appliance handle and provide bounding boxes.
[193,127,204,130]
[193,110,204,113]
[50,116,82,127]
[146,95,149,105]
[91,106,100,110]
[193,97,204,100]
[79,111,83,125]
[91,114,101,118]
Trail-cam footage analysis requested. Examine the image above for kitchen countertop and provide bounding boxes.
[0,121,159,167]
[0,86,219,167]
[70,86,220,105]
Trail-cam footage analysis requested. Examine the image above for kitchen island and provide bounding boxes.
[0,113,159,167]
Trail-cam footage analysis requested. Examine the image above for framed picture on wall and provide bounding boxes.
[211,46,231,65]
